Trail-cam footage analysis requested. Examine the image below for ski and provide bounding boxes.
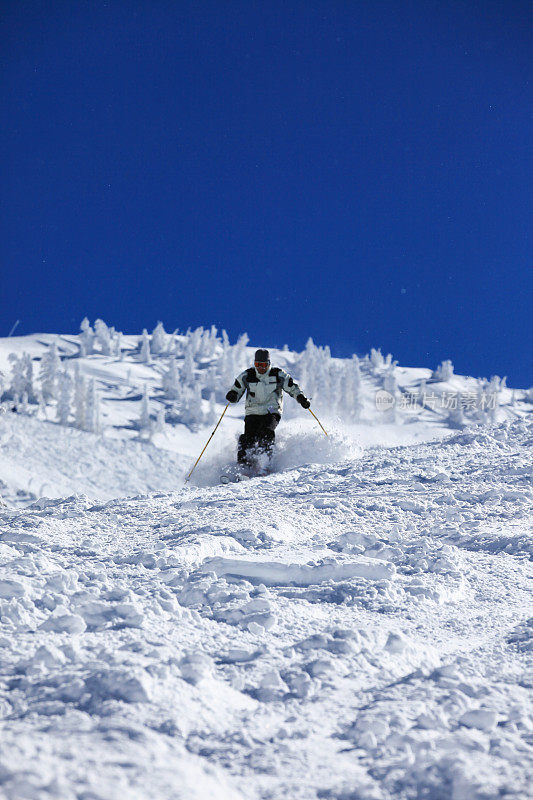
[220,465,272,484]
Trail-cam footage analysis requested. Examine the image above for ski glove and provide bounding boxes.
[226,390,239,403]
[296,394,310,409]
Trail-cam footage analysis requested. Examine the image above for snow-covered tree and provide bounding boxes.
[206,391,217,425]
[433,359,454,382]
[205,366,218,396]
[155,405,166,433]
[486,375,502,424]
[182,342,197,387]
[73,364,86,430]
[188,327,204,358]
[181,383,204,431]
[18,392,29,415]
[94,319,112,355]
[475,378,489,423]
[39,343,61,401]
[8,352,35,402]
[370,348,384,373]
[168,329,179,355]
[113,331,123,359]
[198,326,217,359]
[36,387,46,419]
[151,322,168,355]
[234,333,250,371]
[383,364,398,396]
[56,370,72,425]
[342,355,363,421]
[162,358,181,400]
[447,394,465,429]
[80,318,94,355]
[139,329,152,364]
[208,325,219,357]
[85,379,101,433]
[139,384,151,430]
[218,334,237,392]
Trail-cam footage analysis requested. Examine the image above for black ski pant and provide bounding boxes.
[238,413,280,465]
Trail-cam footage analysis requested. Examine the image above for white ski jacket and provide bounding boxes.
[228,366,304,417]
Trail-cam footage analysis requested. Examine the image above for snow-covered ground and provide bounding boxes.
[0,330,531,799]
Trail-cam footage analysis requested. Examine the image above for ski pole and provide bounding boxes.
[185,404,229,482]
[308,407,328,436]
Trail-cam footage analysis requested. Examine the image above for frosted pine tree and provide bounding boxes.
[487,375,501,424]
[94,319,112,355]
[383,364,398,396]
[139,384,151,430]
[352,354,362,391]
[8,352,35,402]
[22,353,35,402]
[155,405,166,433]
[80,318,94,355]
[433,359,454,381]
[418,378,427,407]
[73,364,86,430]
[447,393,465,429]
[299,339,318,404]
[370,348,384,374]
[208,325,219,358]
[198,327,214,359]
[207,391,217,425]
[39,343,61,401]
[182,341,196,387]
[186,384,204,430]
[139,329,152,364]
[151,322,168,355]
[218,334,232,392]
[205,366,218,396]
[343,355,363,421]
[85,379,101,433]
[56,370,72,425]
[36,387,46,419]
[168,329,179,355]
[113,331,123,359]
[234,333,250,371]
[330,368,343,417]
[162,358,181,400]
[315,353,331,414]
[18,392,29,414]
[475,378,489,423]
[188,327,204,358]
[223,347,236,391]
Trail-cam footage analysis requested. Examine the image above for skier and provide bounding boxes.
[225,349,310,471]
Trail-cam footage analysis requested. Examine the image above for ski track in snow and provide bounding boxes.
[0,420,532,799]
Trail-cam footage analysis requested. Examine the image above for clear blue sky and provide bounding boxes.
[1,1,531,385]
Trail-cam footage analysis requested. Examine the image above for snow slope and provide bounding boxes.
[0,331,531,798]
[0,329,531,505]
[0,418,532,799]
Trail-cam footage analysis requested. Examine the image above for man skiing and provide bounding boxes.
[225,349,310,470]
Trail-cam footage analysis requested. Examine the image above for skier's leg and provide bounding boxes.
[256,413,280,462]
[237,433,252,464]
[238,416,263,465]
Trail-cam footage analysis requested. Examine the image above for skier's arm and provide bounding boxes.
[279,370,310,408]
[226,371,247,403]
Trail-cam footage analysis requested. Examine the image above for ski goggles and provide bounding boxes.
[254,361,270,369]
